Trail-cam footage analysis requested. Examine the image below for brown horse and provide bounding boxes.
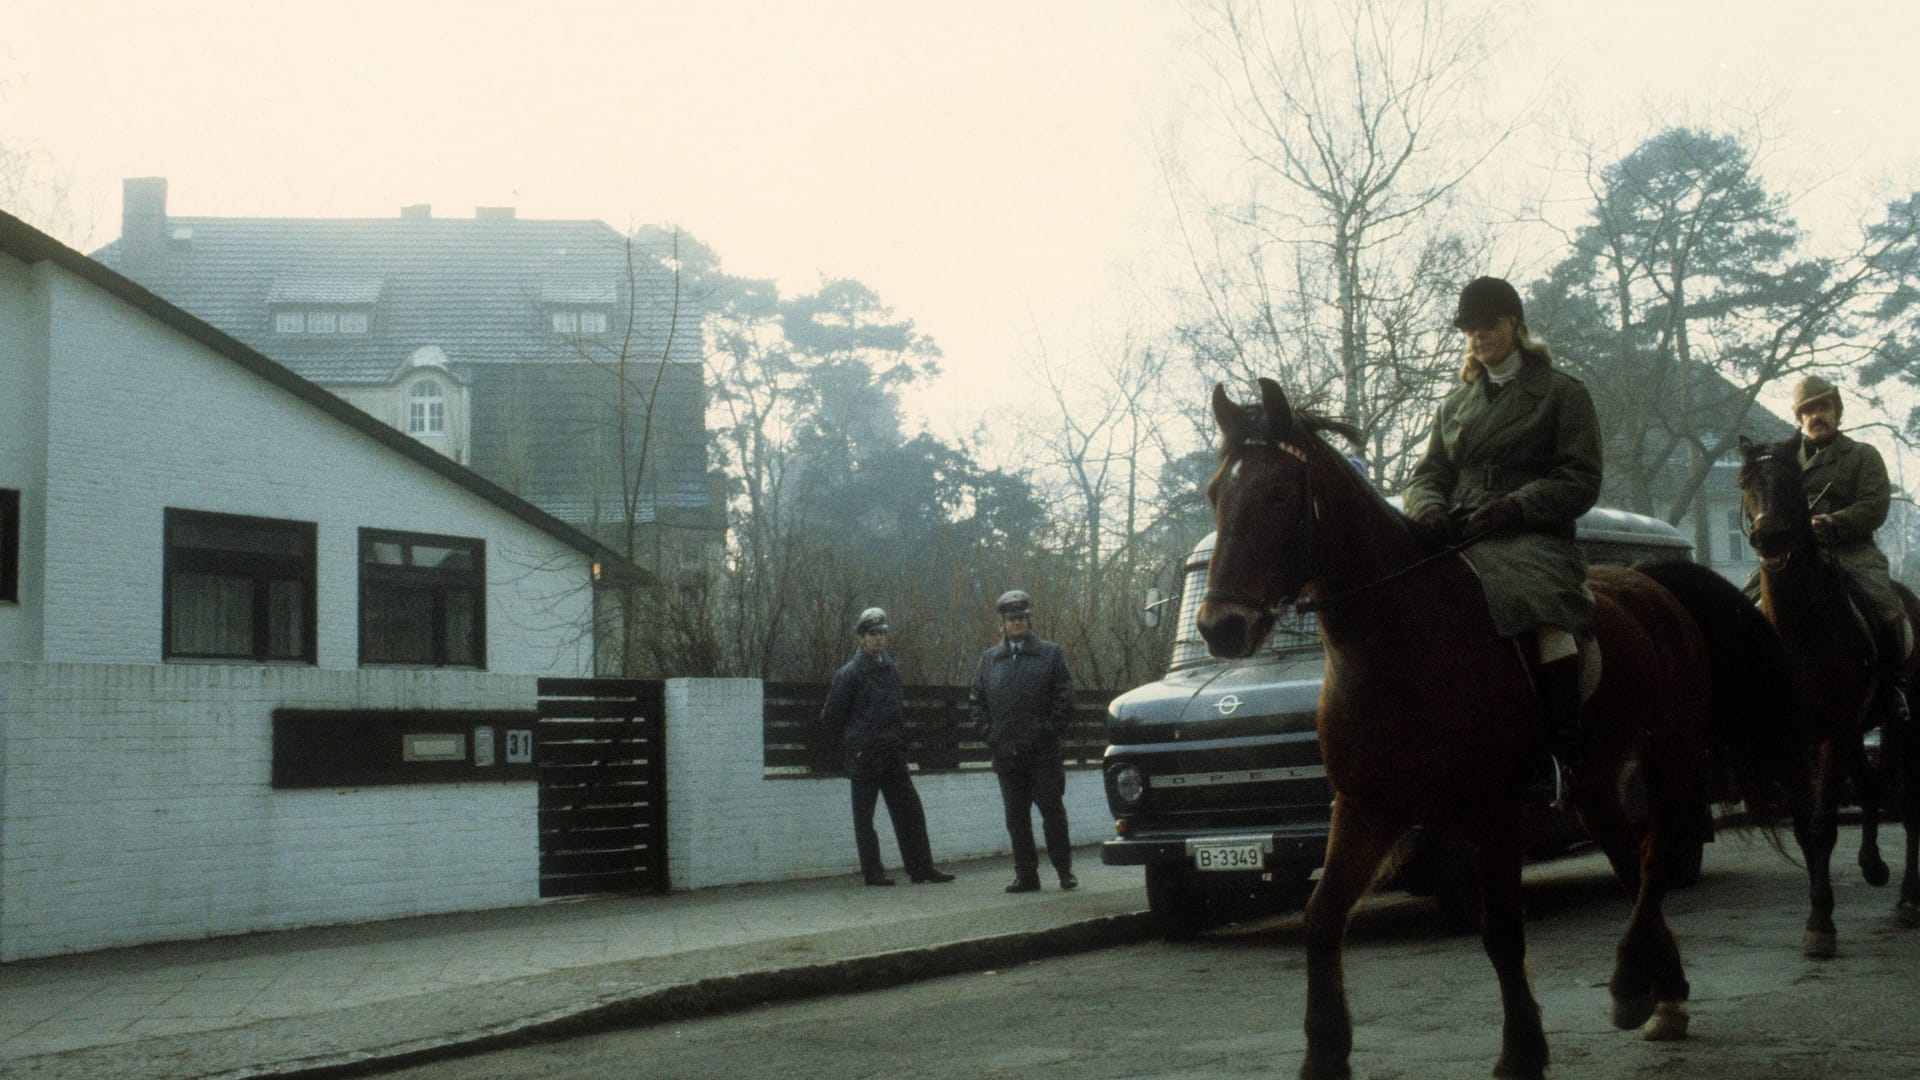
[1199,380,1803,1080]
[1737,435,1920,948]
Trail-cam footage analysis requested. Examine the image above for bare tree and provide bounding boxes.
[1180,0,1518,465]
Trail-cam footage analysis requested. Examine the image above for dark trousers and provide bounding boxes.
[995,758,1072,876]
[850,761,936,879]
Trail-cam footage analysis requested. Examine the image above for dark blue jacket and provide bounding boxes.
[969,637,1075,762]
[821,650,907,771]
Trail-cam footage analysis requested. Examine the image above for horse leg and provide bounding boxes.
[1856,746,1891,887]
[1610,761,1693,1040]
[1899,814,1920,928]
[1893,724,1920,927]
[1799,745,1843,958]
[1299,802,1401,1080]
[1568,775,1642,896]
[1476,818,1548,1080]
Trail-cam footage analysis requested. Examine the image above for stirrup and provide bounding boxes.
[1522,756,1565,807]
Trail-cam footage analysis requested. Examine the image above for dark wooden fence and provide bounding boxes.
[764,682,1114,778]
[535,678,668,897]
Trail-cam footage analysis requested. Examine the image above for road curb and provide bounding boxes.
[233,910,1160,1079]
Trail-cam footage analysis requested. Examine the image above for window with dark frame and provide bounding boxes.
[2,488,20,603]
[359,529,485,668]
[164,509,316,662]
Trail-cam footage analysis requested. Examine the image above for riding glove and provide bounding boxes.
[1464,497,1526,539]
[1409,505,1461,550]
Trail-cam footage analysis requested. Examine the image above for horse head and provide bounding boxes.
[1736,435,1814,567]
[1198,378,1320,659]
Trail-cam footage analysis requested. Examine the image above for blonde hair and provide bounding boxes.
[1460,318,1555,382]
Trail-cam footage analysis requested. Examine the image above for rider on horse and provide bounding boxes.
[1403,276,1604,804]
[1747,374,1911,729]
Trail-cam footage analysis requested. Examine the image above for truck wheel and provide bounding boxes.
[1145,864,1221,937]
[1402,829,1481,933]
[1429,849,1483,934]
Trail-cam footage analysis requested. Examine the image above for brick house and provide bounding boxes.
[94,179,721,671]
[0,208,642,960]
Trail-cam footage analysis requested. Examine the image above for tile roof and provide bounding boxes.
[95,200,718,540]
[95,213,699,377]
[0,208,641,579]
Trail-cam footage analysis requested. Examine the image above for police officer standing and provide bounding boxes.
[970,590,1078,893]
[821,607,954,887]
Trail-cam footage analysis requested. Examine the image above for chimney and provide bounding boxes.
[121,177,169,270]
[474,206,516,221]
[400,204,432,220]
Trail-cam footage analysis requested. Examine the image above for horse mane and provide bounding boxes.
[1286,410,1420,536]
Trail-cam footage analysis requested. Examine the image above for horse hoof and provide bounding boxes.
[1642,1001,1690,1042]
[1802,930,1837,958]
[1298,1059,1350,1080]
[1492,1057,1547,1080]
[1861,858,1891,887]
[1896,902,1920,929]
[1611,992,1656,1030]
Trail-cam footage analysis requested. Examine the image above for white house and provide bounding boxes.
[0,209,633,961]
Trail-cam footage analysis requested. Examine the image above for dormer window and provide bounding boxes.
[408,380,446,434]
[274,308,371,334]
[541,275,617,337]
[267,274,383,336]
[550,309,610,334]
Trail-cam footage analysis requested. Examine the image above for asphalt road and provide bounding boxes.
[374,829,1920,1079]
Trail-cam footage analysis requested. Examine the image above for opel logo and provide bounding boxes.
[1214,694,1242,716]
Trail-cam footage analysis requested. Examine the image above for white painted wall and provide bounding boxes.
[0,254,48,660]
[0,662,539,962]
[663,679,1111,889]
[0,229,604,961]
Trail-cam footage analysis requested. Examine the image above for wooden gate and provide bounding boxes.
[535,678,668,897]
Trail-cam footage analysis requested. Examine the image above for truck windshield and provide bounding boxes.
[1166,556,1319,672]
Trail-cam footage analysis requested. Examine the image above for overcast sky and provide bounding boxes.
[4,0,1919,443]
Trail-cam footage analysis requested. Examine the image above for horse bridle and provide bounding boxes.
[1201,432,1485,617]
[1201,434,1317,617]
[1742,451,1835,570]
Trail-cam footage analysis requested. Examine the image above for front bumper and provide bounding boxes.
[1100,822,1329,869]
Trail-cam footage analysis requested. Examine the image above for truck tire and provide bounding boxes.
[1146,863,1221,937]
[1399,829,1481,933]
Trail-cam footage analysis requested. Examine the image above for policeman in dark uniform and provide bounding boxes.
[970,590,1079,893]
[821,607,954,886]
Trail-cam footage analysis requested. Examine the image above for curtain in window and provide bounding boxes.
[172,572,254,656]
[364,585,437,664]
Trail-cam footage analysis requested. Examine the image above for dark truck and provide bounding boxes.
[1100,506,1694,928]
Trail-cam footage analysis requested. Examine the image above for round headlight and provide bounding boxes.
[1111,764,1147,808]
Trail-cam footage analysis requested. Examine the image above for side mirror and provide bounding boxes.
[1143,587,1167,629]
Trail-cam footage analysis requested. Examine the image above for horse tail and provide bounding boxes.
[1635,558,1808,836]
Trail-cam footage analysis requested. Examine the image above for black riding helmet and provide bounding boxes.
[1453,276,1524,329]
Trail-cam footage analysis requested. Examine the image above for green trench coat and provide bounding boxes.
[1402,360,1604,639]
[1749,432,1902,625]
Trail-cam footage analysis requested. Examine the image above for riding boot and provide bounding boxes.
[1523,655,1583,805]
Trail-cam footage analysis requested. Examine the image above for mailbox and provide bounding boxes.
[272,709,539,788]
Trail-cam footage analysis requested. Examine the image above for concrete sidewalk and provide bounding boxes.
[0,848,1155,1080]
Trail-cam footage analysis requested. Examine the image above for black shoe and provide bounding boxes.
[864,874,896,887]
[910,869,955,884]
[1522,755,1564,807]
[1005,875,1042,893]
[1057,872,1078,891]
